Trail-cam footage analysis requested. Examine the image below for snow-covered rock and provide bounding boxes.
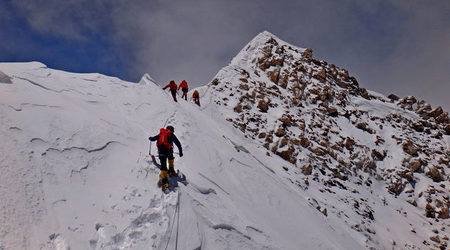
[202,31,450,249]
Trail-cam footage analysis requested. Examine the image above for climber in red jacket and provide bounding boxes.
[178,80,189,101]
[149,125,183,189]
[163,80,178,102]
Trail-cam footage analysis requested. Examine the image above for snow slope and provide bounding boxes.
[1,62,361,249]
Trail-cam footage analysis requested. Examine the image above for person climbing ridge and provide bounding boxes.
[192,90,200,106]
[163,80,178,102]
[149,126,183,191]
[178,80,189,101]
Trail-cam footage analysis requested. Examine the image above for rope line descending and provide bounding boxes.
[163,190,181,250]
[175,190,181,250]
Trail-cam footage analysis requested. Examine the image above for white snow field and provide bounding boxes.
[1,62,361,249]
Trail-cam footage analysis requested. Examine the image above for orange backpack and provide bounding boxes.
[157,128,172,150]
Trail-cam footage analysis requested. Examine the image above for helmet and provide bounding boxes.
[166,125,174,133]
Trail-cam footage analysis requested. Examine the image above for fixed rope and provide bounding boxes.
[175,190,181,250]
[163,190,181,250]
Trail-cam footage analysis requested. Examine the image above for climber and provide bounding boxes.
[178,80,189,101]
[163,80,178,102]
[149,126,183,188]
[192,90,200,106]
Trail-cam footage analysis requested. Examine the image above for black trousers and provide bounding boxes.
[194,98,200,106]
[170,90,177,102]
[159,152,174,171]
[181,88,188,100]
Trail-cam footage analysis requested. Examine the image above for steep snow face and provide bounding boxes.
[1,62,363,249]
[202,31,450,249]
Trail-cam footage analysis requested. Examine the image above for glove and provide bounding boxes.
[179,152,183,157]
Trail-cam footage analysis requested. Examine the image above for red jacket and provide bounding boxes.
[164,81,177,91]
[178,80,188,90]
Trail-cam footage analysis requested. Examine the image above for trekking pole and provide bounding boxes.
[149,141,152,156]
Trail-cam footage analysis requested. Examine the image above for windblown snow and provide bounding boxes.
[1,31,449,250]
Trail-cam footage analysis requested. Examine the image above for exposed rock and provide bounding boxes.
[337,69,349,83]
[426,203,435,218]
[357,88,371,100]
[302,48,313,61]
[320,207,328,217]
[436,112,449,124]
[275,127,286,137]
[430,235,440,244]
[279,114,293,127]
[279,137,289,148]
[371,149,386,161]
[239,84,250,90]
[301,164,313,175]
[387,94,399,101]
[278,73,288,88]
[265,134,273,143]
[444,124,450,135]
[277,147,296,164]
[211,78,219,85]
[430,107,443,118]
[234,104,243,113]
[257,99,270,112]
[438,205,449,219]
[387,179,405,195]
[356,122,375,134]
[326,107,339,117]
[427,166,444,182]
[398,170,414,182]
[408,159,423,173]
[398,98,415,110]
[311,146,328,157]
[299,136,311,148]
[344,137,355,150]
[267,70,279,84]
[297,120,306,131]
[402,140,419,156]
[313,67,327,82]
[239,78,249,83]
[411,122,424,132]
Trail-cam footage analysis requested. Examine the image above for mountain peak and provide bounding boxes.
[251,30,279,43]
[139,73,157,85]
[231,31,307,67]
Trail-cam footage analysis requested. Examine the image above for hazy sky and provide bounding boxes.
[1,0,449,109]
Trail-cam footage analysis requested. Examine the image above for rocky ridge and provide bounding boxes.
[203,31,450,249]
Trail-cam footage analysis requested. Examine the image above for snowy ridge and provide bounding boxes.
[1,61,360,249]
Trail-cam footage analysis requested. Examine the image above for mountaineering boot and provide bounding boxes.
[169,167,176,177]
[158,170,169,189]
[168,159,176,176]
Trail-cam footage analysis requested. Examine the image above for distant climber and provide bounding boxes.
[178,80,189,101]
[163,80,178,102]
[149,126,183,189]
[192,90,200,106]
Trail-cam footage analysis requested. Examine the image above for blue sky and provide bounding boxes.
[1,0,449,109]
[0,1,128,78]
